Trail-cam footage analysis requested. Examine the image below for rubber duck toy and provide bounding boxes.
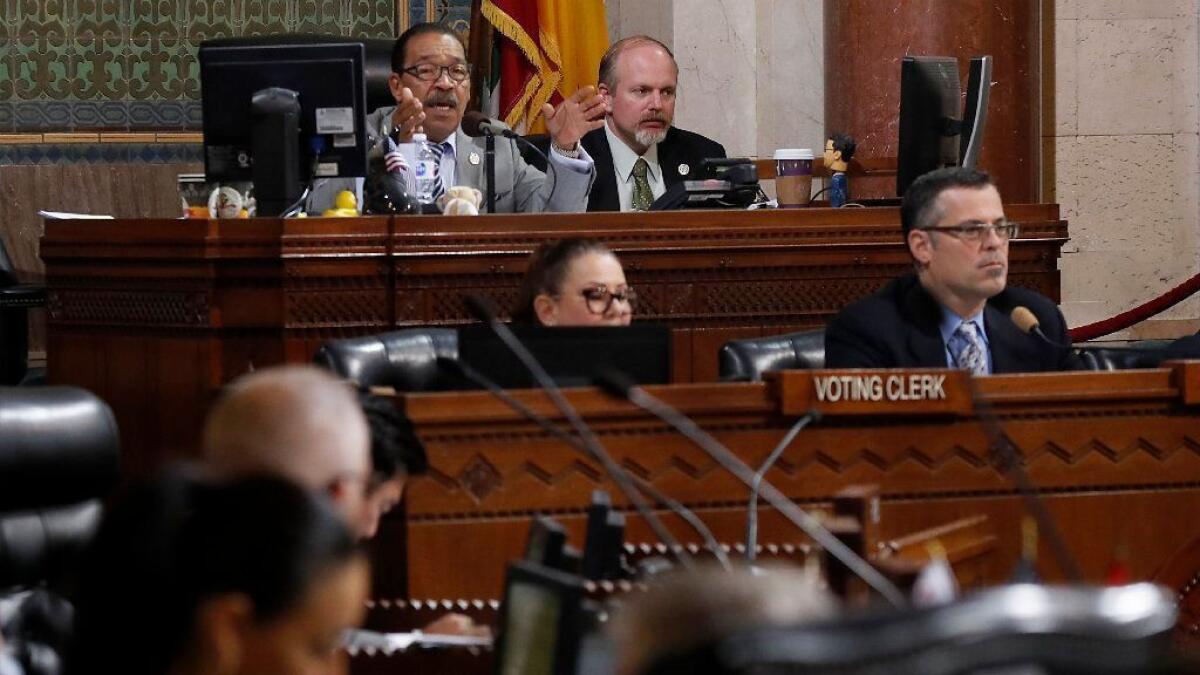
[322,190,361,217]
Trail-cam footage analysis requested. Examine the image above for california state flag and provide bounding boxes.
[478,0,609,133]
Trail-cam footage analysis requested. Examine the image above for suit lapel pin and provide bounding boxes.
[678,163,689,176]
[468,151,481,166]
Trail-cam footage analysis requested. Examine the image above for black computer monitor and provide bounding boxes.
[897,55,992,196]
[494,560,588,675]
[199,38,369,216]
[456,324,671,390]
[959,55,992,170]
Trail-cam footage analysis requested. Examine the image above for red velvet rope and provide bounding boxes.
[1068,269,1200,342]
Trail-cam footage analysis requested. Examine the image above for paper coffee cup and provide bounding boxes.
[775,148,814,207]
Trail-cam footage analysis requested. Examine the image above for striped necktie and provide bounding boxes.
[951,321,988,375]
[428,141,450,201]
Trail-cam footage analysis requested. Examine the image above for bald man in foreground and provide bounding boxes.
[201,365,486,637]
[202,365,373,533]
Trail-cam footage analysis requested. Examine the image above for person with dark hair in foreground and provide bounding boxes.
[70,473,368,675]
[825,167,1080,372]
[512,237,634,326]
[357,391,428,539]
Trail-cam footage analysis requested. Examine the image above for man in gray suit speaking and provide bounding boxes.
[374,22,602,213]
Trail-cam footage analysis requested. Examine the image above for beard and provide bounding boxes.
[634,125,669,148]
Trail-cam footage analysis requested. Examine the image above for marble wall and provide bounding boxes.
[605,0,826,160]
[610,0,1200,337]
[1049,0,1200,337]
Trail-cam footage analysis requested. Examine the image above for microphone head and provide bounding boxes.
[594,368,637,400]
[462,294,498,324]
[1010,306,1040,334]
[461,111,491,138]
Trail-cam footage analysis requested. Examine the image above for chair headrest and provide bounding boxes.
[718,329,826,382]
[0,387,120,513]
[314,328,459,391]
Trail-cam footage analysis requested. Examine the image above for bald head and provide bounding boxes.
[202,365,370,527]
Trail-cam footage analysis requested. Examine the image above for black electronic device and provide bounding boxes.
[457,324,670,390]
[897,55,992,196]
[494,560,589,675]
[960,55,992,169]
[199,38,369,216]
[650,157,759,210]
[524,515,570,572]
[581,491,626,581]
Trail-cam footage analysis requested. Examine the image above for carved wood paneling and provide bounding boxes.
[41,207,1066,467]
[394,370,1200,610]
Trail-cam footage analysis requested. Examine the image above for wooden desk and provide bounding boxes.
[40,206,1066,470]
[384,367,1200,612]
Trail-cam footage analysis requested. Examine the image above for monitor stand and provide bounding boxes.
[251,87,302,217]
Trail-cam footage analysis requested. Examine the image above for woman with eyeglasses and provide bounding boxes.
[512,238,635,326]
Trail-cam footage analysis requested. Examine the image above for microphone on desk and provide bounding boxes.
[594,368,907,608]
[1011,306,1072,350]
[461,111,560,211]
[746,409,820,562]
[462,111,518,140]
[436,355,731,571]
[460,295,696,571]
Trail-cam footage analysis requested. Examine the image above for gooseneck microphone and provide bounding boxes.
[746,409,820,562]
[1011,306,1072,350]
[438,356,732,572]
[595,369,907,608]
[461,111,560,206]
[461,295,694,570]
[462,110,518,139]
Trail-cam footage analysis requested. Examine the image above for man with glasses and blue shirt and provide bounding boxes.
[825,167,1081,372]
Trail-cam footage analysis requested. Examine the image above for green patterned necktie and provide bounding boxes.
[631,157,653,211]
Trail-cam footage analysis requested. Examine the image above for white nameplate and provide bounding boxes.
[813,373,946,403]
[769,369,973,417]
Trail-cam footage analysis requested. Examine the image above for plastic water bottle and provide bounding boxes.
[411,132,439,205]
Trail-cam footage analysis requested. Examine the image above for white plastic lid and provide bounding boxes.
[774,148,813,160]
[411,132,427,143]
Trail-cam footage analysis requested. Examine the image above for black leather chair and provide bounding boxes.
[0,386,119,675]
[314,328,459,391]
[718,329,826,382]
[0,237,47,386]
[1074,344,1168,371]
[718,328,1181,380]
[0,386,120,588]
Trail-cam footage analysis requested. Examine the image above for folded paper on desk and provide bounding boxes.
[342,628,493,656]
[38,211,114,220]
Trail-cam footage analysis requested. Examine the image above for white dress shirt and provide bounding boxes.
[604,121,666,211]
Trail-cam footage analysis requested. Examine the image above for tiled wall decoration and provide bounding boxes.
[0,0,472,162]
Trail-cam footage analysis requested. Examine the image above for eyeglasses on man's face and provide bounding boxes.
[921,219,1019,244]
[401,62,472,83]
[579,285,637,315]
